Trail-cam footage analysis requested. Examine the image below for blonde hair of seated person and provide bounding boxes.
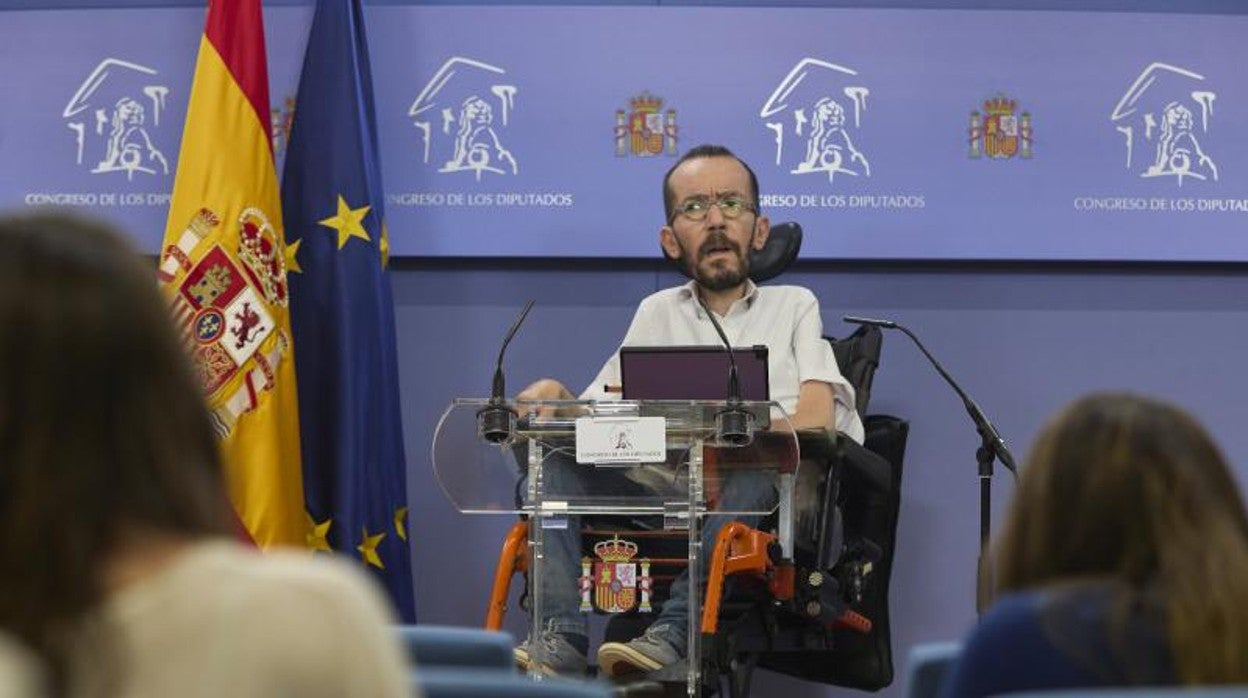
[0,213,234,694]
[994,392,1248,683]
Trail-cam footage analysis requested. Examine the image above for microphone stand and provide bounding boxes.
[697,295,754,446]
[844,316,1017,615]
[477,300,535,444]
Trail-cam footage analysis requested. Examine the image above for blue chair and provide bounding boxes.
[395,624,515,671]
[1005,689,1248,698]
[905,641,963,698]
[411,668,613,698]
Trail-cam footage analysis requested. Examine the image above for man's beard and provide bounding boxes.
[679,232,749,292]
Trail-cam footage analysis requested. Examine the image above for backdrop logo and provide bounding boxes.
[760,58,871,184]
[969,94,1033,160]
[271,96,296,160]
[614,91,677,157]
[1111,62,1218,186]
[408,56,519,180]
[62,58,171,179]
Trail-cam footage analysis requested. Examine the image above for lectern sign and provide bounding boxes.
[575,416,666,464]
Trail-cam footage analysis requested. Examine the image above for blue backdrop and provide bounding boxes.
[4,3,1248,697]
[2,4,1246,259]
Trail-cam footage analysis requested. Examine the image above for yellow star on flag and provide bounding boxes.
[379,220,391,268]
[285,237,303,274]
[394,506,408,542]
[306,512,333,553]
[318,195,372,250]
[357,526,386,569]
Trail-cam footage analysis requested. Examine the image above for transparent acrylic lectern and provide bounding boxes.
[432,399,799,695]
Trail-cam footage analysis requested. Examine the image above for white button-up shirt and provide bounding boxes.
[581,280,865,444]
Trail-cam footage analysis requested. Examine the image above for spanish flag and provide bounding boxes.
[158,0,305,547]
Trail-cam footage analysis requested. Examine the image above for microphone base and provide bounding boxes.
[476,404,517,444]
[715,408,755,447]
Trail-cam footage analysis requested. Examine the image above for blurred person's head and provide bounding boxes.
[996,392,1248,683]
[0,212,229,690]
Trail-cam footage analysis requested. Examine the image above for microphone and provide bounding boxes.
[844,314,1016,616]
[841,315,896,329]
[696,296,753,446]
[477,300,535,444]
[841,315,1016,475]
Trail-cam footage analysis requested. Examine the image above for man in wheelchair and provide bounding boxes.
[515,144,865,679]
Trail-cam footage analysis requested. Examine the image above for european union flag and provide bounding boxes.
[281,0,415,621]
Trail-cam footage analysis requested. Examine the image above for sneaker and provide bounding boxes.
[597,625,684,677]
[514,630,588,676]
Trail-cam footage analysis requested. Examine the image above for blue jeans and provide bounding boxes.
[529,450,776,655]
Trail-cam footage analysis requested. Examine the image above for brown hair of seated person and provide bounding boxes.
[0,213,231,693]
[994,392,1248,683]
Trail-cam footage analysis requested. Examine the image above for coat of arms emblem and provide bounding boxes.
[579,535,653,614]
[615,92,677,158]
[969,94,1033,160]
[159,206,291,437]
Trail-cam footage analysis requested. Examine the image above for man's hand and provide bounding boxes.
[516,378,575,418]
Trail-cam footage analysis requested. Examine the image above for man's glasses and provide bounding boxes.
[671,195,757,222]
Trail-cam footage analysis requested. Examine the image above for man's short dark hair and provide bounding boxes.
[662,144,761,223]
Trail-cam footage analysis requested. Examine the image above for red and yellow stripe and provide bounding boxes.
[161,0,305,548]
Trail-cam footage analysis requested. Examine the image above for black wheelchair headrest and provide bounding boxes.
[663,222,803,283]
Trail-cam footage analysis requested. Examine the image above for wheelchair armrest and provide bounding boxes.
[839,436,892,494]
[793,429,890,493]
[793,428,837,461]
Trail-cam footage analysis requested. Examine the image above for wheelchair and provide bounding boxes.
[484,223,909,697]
